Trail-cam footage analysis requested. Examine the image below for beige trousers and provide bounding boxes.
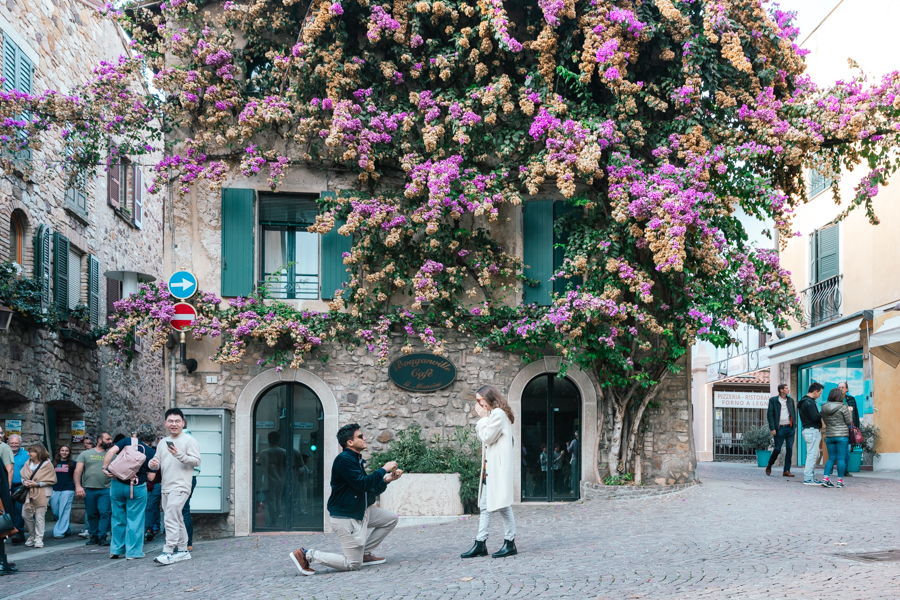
[161,490,190,554]
[308,506,398,571]
[23,504,47,543]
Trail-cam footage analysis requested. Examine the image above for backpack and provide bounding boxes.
[108,437,146,493]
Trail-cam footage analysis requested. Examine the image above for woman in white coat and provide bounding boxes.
[461,385,517,559]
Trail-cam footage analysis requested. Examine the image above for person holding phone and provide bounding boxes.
[147,408,200,566]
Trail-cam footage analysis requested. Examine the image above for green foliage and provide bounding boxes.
[0,261,59,329]
[741,426,773,451]
[367,424,481,512]
[859,423,881,458]
[70,303,90,323]
[603,473,634,486]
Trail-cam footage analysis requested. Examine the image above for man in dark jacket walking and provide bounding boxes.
[289,423,403,576]
[766,384,797,477]
[798,383,825,485]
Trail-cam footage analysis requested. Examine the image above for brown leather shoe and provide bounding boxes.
[783,472,795,477]
[765,466,772,476]
[363,553,386,566]
[289,548,315,576]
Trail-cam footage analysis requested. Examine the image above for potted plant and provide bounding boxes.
[850,423,881,472]
[742,426,774,467]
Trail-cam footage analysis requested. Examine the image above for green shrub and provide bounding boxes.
[741,426,773,451]
[859,423,881,458]
[603,473,634,486]
[368,424,481,513]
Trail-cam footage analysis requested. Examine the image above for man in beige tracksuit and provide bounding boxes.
[148,408,200,565]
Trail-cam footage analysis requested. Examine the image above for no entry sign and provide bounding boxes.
[171,302,198,331]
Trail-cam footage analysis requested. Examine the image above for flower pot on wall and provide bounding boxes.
[756,450,772,468]
[377,473,463,517]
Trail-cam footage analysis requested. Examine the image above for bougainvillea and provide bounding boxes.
[4,0,900,480]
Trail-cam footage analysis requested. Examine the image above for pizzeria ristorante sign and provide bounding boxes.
[388,353,457,392]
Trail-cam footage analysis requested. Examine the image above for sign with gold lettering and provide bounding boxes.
[388,353,456,392]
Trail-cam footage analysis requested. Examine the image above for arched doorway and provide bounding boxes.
[521,374,581,501]
[252,382,325,532]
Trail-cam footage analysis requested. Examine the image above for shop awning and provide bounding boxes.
[869,316,900,368]
[768,315,864,364]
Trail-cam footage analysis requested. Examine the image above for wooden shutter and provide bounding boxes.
[133,166,143,228]
[816,224,839,283]
[319,191,352,300]
[1,36,17,93]
[108,164,121,209]
[106,276,122,319]
[808,230,817,285]
[34,224,51,306]
[53,231,69,317]
[523,199,554,305]
[88,255,99,326]
[553,201,582,294]
[221,188,255,297]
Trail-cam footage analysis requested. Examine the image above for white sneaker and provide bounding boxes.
[154,552,175,565]
[24,538,34,547]
[79,531,90,539]
[170,551,192,563]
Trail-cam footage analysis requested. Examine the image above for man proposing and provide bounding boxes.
[290,423,402,576]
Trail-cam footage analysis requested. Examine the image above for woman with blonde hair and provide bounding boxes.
[19,443,56,548]
[461,385,517,559]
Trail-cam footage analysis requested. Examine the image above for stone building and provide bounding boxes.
[169,168,695,539]
[0,2,165,452]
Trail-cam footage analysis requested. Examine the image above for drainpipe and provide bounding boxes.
[170,350,177,409]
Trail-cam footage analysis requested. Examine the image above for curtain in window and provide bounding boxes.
[263,228,289,296]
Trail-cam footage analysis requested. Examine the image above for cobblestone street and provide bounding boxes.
[3,463,900,599]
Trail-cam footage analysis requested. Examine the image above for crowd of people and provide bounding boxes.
[765,381,862,487]
[0,407,201,575]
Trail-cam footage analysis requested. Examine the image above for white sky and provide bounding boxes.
[771,0,843,43]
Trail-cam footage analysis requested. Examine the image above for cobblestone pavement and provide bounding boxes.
[3,462,900,599]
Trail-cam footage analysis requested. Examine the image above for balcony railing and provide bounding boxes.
[258,274,319,300]
[799,274,842,328]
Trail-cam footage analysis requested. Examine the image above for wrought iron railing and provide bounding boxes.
[258,274,319,300]
[799,274,842,328]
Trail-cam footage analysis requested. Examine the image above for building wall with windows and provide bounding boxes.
[770,0,900,468]
[0,2,165,455]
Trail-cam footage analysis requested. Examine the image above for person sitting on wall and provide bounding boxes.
[766,384,797,477]
[288,423,403,576]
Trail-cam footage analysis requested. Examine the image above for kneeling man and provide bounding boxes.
[290,423,402,575]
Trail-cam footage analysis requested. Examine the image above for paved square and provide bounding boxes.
[3,463,900,599]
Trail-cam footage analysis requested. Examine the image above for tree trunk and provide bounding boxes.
[607,402,627,474]
[593,414,605,483]
[623,371,669,473]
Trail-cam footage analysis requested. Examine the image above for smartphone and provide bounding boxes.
[166,441,175,448]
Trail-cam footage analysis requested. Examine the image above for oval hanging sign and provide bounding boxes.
[388,353,457,392]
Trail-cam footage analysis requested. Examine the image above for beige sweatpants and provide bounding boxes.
[161,490,190,554]
[23,504,47,543]
[308,506,398,571]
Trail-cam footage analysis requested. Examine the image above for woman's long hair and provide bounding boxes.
[55,445,74,470]
[477,385,515,424]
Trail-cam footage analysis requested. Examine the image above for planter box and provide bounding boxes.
[378,473,463,517]
[848,449,863,472]
[756,450,772,467]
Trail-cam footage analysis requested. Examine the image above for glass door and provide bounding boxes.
[252,383,324,531]
[797,351,864,466]
[521,374,581,501]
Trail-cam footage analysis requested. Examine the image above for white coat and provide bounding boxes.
[476,408,515,512]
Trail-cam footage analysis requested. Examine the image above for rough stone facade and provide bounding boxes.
[0,3,165,449]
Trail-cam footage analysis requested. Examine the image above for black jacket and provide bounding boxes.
[767,395,796,431]
[326,448,388,520]
[845,395,862,429]
[797,395,824,430]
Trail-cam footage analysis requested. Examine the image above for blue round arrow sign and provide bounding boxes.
[167,270,198,300]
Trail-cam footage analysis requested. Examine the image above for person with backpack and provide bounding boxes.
[102,424,157,560]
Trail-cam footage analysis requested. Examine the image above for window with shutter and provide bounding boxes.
[133,166,143,228]
[318,191,352,300]
[808,170,833,198]
[88,255,99,326]
[108,164,121,209]
[34,224,51,306]
[53,232,69,317]
[815,223,840,283]
[2,32,34,162]
[67,248,82,310]
[64,186,88,218]
[106,276,122,319]
[221,188,256,297]
[553,202,582,295]
[523,199,554,305]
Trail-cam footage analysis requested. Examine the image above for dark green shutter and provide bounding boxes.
[34,224,51,306]
[2,36,33,161]
[53,231,69,317]
[553,202,582,295]
[320,191,351,299]
[1,37,17,94]
[88,255,99,326]
[523,199,554,305]
[809,230,817,285]
[816,224,839,283]
[221,188,255,297]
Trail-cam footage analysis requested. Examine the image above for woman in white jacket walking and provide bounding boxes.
[461,385,517,559]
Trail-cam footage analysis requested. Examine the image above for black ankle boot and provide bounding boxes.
[460,539,488,558]
[492,539,517,558]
